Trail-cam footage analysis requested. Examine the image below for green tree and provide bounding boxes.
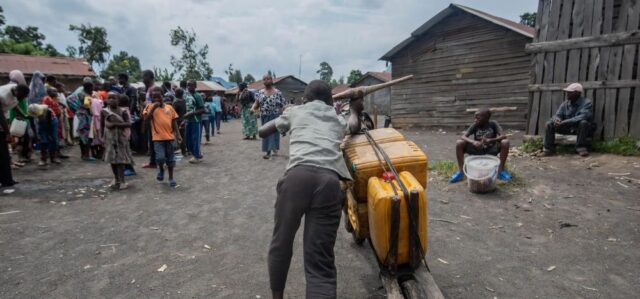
[153,67,175,82]
[267,69,276,78]
[520,12,536,27]
[101,51,142,81]
[338,76,345,85]
[69,24,111,69]
[66,46,77,57]
[169,26,213,80]
[0,23,62,56]
[329,78,339,89]
[0,6,5,27]
[1,25,45,48]
[316,62,333,83]
[224,64,243,84]
[244,74,256,84]
[347,69,363,85]
[42,43,62,56]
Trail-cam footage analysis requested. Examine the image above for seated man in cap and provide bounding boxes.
[541,83,595,157]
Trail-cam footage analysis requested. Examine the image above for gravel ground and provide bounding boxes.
[1,120,638,298]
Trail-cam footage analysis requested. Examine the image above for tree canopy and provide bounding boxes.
[169,26,213,80]
[101,51,142,81]
[347,69,363,85]
[316,62,333,83]
[69,24,111,69]
[244,74,256,84]
[0,8,63,57]
[154,67,175,82]
[520,12,536,27]
[225,64,243,84]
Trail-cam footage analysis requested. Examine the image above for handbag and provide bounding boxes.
[9,119,28,137]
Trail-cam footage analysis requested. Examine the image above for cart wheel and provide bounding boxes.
[400,278,425,299]
[344,210,354,233]
[352,231,366,245]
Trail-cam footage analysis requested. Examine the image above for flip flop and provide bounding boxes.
[498,170,512,181]
[449,170,464,183]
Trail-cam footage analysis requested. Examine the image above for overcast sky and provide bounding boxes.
[3,0,536,82]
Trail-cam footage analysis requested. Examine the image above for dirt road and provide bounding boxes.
[1,120,639,298]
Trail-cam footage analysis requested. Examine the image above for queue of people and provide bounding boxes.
[0,68,242,190]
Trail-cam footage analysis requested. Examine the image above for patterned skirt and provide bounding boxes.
[241,106,258,137]
[261,113,280,152]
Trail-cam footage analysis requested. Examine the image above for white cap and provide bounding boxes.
[563,83,583,93]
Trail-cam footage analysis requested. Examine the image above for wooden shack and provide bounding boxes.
[0,53,96,88]
[380,4,534,128]
[353,71,392,115]
[526,0,640,139]
[248,75,307,104]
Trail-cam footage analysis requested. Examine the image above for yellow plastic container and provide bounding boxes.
[342,128,405,149]
[344,140,427,202]
[367,171,428,266]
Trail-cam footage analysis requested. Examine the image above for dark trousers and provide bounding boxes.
[178,126,187,155]
[544,120,594,151]
[214,112,222,131]
[146,122,156,164]
[268,165,342,298]
[201,117,212,141]
[0,132,15,186]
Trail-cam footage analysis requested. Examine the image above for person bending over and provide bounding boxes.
[259,80,362,299]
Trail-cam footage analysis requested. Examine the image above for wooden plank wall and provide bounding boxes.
[390,11,532,128]
[526,0,640,139]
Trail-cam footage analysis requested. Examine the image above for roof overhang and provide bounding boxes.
[380,3,534,61]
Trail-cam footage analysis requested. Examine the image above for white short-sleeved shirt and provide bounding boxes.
[275,100,352,180]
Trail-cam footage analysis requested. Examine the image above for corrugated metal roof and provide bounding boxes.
[381,3,534,60]
[0,53,96,77]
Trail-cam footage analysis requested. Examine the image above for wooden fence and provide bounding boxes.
[526,0,640,139]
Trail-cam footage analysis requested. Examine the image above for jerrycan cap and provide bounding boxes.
[381,171,395,181]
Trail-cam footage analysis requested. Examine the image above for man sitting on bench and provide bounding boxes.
[540,83,594,157]
[450,108,511,183]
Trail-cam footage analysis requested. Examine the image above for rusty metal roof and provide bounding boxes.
[0,53,96,77]
[331,84,350,95]
[381,3,534,60]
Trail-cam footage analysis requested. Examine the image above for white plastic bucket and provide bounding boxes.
[463,155,499,193]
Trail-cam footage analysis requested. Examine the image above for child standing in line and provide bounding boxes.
[27,103,60,166]
[102,92,134,190]
[118,94,137,177]
[143,87,181,187]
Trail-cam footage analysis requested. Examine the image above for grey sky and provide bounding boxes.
[3,0,537,82]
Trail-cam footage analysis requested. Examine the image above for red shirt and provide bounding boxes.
[42,96,62,118]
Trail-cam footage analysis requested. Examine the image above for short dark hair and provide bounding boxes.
[16,84,30,95]
[118,73,129,81]
[118,94,130,107]
[142,69,154,79]
[45,75,56,83]
[304,80,332,104]
[163,81,172,89]
[180,80,187,88]
[477,107,492,118]
[175,88,184,98]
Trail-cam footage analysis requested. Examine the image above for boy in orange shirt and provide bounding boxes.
[143,87,181,187]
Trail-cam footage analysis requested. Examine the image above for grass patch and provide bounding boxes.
[521,138,543,153]
[429,160,458,178]
[593,137,640,156]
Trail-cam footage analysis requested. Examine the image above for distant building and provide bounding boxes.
[352,71,392,115]
[209,76,238,90]
[381,4,534,129]
[247,75,307,104]
[331,84,350,95]
[0,53,96,89]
